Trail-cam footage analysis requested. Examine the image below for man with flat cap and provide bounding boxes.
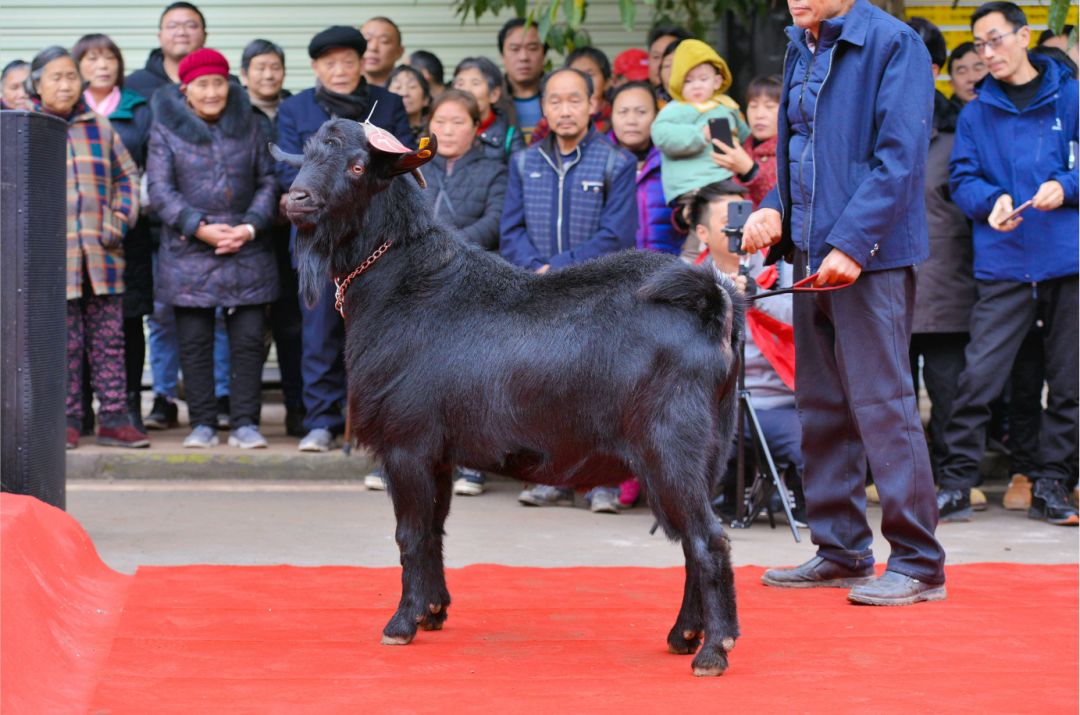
[276,25,411,452]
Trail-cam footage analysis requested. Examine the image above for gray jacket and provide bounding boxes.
[422,145,508,251]
[913,116,977,334]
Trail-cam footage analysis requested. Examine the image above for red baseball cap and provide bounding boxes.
[178,48,230,84]
[613,48,649,82]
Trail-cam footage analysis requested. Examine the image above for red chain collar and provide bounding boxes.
[333,239,393,318]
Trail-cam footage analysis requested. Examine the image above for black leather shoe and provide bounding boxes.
[762,556,875,589]
[937,488,973,522]
[1029,479,1080,526]
[848,570,946,606]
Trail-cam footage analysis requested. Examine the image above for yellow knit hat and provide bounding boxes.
[668,39,734,104]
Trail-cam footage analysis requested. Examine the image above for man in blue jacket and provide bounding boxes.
[276,25,411,452]
[741,0,946,604]
[500,67,637,509]
[939,2,1079,526]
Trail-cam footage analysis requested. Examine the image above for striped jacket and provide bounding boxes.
[53,102,139,299]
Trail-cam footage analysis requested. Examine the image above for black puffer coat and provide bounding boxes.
[912,92,977,334]
[476,109,525,163]
[147,82,279,308]
[422,144,508,251]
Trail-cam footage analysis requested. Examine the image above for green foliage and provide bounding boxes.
[454,0,774,55]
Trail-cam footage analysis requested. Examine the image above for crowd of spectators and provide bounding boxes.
[2,0,1075,524]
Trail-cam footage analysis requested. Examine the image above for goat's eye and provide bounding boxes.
[350,164,365,176]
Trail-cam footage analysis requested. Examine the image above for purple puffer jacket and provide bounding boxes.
[636,146,681,254]
[148,82,278,308]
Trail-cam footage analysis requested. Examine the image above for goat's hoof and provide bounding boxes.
[380,634,413,645]
[691,650,728,676]
[418,620,443,631]
[692,664,727,677]
[667,628,702,655]
[721,637,736,652]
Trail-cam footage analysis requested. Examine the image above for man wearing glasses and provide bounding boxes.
[940,1,1079,526]
[127,2,208,100]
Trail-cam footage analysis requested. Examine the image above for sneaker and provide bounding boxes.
[937,488,972,522]
[97,424,151,448]
[1028,479,1080,526]
[216,395,231,431]
[589,487,620,514]
[298,428,334,452]
[365,469,387,491]
[1003,474,1032,510]
[144,395,179,430]
[182,425,219,448]
[66,426,79,450]
[453,468,486,496]
[971,487,988,512]
[228,425,268,449]
[518,484,574,507]
[618,478,641,508]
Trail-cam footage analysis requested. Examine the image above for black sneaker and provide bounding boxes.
[1028,480,1080,526]
[937,488,973,522]
[144,394,179,430]
[216,395,231,430]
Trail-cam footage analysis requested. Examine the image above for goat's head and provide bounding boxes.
[272,118,435,231]
[270,118,436,304]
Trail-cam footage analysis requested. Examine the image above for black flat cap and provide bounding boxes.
[308,25,367,59]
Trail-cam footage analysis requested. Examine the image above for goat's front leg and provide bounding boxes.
[416,465,453,632]
[381,461,451,645]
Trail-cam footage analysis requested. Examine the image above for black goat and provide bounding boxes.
[272,119,744,676]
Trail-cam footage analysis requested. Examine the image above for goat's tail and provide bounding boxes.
[636,263,744,347]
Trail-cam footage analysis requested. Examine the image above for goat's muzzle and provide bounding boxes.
[285,188,324,228]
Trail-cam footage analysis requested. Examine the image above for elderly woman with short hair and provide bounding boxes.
[27,45,146,450]
[148,47,279,449]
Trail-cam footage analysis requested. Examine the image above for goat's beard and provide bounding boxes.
[293,225,338,309]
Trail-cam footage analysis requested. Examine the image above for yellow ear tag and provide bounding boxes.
[418,137,430,150]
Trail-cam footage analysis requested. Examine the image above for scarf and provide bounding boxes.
[314,80,372,121]
[83,87,121,117]
[249,92,282,121]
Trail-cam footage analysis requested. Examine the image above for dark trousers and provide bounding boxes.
[175,304,267,429]
[910,332,969,482]
[124,316,146,395]
[299,280,347,434]
[270,252,304,412]
[940,277,1079,488]
[793,256,944,584]
[1007,329,1045,476]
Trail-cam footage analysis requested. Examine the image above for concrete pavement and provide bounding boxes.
[68,477,1078,575]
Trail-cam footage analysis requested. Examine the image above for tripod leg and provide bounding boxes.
[744,399,801,543]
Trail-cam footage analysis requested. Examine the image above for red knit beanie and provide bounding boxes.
[178,48,230,84]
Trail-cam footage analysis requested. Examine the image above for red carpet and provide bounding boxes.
[3,494,1078,714]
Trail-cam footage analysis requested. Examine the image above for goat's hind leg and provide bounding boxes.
[381,460,452,645]
[666,540,703,655]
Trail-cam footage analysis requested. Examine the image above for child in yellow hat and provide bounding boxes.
[651,39,750,211]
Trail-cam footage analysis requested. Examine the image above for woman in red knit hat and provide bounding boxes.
[147,47,279,449]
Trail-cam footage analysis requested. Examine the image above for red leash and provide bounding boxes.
[748,273,851,302]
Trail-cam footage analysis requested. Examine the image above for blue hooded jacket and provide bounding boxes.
[760,0,933,273]
[948,54,1079,283]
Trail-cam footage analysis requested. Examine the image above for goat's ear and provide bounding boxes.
[269,143,303,168]
[384,135,438,188]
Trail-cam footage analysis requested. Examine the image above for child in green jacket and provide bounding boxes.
[651,39,749,205]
